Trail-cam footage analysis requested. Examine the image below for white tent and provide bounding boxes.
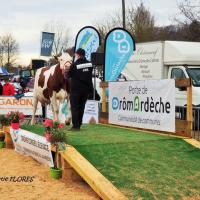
[0,67,4,74]
[0,67,9,75]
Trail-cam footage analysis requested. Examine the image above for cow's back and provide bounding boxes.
[33,64,68,105]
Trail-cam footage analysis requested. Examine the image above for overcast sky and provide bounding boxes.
[0,0,179,65]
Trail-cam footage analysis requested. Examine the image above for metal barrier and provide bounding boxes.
[176,106,200,141]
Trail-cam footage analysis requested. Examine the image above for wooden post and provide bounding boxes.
[175,78,193,137]
[102,87,107,112]
[57,152,62,168]
[187,81,193,135]
[100,82,108,113]
[3,126,14,149]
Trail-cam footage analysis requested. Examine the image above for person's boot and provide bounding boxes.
[68,127,80,132]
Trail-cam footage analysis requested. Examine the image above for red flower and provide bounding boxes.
[44,132,52,142]
[19,112,25,120]
[43,119,53,128]
[58,123,64,129]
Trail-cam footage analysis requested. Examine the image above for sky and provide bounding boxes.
[0,0,179,65]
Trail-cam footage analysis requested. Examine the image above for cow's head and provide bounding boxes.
[55,51,72,71]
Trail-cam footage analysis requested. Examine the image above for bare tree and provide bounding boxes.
[94,3,156,44]
[127,3,155,42]
[44,20,71,56]
[178,0,200,23]
[175,0,200,41]
[0,33,19,67]
[0,38,4,66]
[94,11,122,51]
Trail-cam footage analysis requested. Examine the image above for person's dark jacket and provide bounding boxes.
[67,57,93,94]
[0,83,3,95]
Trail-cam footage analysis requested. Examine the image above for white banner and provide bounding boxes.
[0,96,42,115]
[82,100,99,124]
[122,42,163,80]
[10,128,54,167]
[109,79,175,132]
[46,100,99,124]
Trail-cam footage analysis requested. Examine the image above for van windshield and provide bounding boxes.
[187,68,200,87]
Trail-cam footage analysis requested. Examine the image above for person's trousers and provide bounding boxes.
[70,92,88,128]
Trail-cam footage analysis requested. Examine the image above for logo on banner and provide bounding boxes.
[41,32,55,57]
[42,39,53,49]
[12,129,19,143]
[112,97,119,110]
[104,28,135,81]
[78,31,93,49]
[75,26,100,61]
[113,30,130,53]
[111,96,171,114]
[109,80,175,132]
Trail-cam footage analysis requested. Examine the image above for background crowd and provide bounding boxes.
[0,76,33,97]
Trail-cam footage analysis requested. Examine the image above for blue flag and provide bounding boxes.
[40,32,55,56]
[75,26,100,61]
[104,28,135,81]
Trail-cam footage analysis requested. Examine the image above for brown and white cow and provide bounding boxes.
[31,52,72,125]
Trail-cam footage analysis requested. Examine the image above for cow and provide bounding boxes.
[31,52,72,125]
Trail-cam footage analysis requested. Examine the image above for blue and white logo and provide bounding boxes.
[113,30,130,53]
[75,27,100,61]
[13,129,19,143]
[41,32,55,57]
[112,97,119,110]
[104,28,135,82]
[42,39,53,49]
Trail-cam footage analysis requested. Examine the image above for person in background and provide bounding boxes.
[2,76,15,96]
[66,48,93,131]
[0,82,3,95]
[13,77,22,92]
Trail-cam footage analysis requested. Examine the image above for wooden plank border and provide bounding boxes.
[60,146,128,200]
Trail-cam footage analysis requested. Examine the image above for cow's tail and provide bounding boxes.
[33,69,40,96]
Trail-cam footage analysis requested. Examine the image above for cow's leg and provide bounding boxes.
[65,97,71,125]
[31,97,38,125]
[51,92,59,122]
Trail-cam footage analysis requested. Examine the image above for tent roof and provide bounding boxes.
[0,67,9,75]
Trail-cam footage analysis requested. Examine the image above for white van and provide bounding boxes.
[122,41,200,128]
[122,41,200,107]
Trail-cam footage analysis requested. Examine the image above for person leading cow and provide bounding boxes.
[66,48,93,131]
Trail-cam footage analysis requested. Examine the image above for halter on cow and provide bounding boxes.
[31,52,72,125]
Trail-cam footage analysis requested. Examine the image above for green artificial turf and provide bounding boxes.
[21,124,200,200]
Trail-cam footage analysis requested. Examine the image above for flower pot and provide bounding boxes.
[5,132,14,149]
[0,141,5,149]
[11,123,20,130]
[50,167,63,180]
[0,133,5,141]
[3,126,10,134]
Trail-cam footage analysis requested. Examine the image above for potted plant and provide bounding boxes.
[0,115,10,132]
[0,118,5,148]
[0,132,5,148]
[0,114,11,148]
[43,119,66,179]
[6,111,25,130]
